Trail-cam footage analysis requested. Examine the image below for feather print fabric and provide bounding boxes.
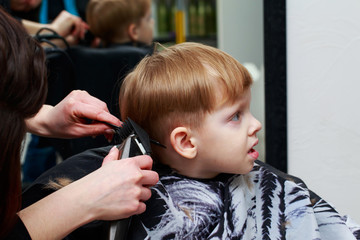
[129,160,360,239]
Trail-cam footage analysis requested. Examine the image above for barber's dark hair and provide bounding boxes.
[0,7,47,237]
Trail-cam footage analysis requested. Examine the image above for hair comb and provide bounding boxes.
[102,118,166,150]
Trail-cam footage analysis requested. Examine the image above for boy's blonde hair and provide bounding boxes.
[120,42,253,143]
[86,0,151,44]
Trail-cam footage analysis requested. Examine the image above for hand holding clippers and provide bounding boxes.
[103,118,164,240]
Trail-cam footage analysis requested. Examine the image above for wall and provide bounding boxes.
[287,0,360,222]
[217,0,265,162]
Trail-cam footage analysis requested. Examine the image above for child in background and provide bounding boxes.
[24,0,156,176]
[86,0,154,47]
[20,42,360,239]
[67,0,154,115]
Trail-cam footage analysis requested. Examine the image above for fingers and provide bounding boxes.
[62,90,121,137]
[103,153,159,187]
[70,115,120,137]
[68,90,108,110]
[52,11,88,41]
[125,185,153,216]
[139,186,152,202]
[102,150,157,174]
[70,17,81,36]
[69,90,121,125]
[102,146,119,166]
[92,154,159,220]
[46,89,121,138]
[70,16,85,39]
[134,202,147,216]
[130,155,159,187]
[70,17,89,39]
[138,169,159,189]
[79,22,89,39]
[130,155,154,170]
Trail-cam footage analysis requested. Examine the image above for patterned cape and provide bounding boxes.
[21,146,360,239]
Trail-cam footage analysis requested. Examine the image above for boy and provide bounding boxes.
[120,42,262,179]
[120,42,360,239]
[21,43,360,239]
[86,0,154,47]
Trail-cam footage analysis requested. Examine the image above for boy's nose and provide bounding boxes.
[248,115,262,136]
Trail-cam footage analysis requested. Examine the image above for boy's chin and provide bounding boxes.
[236,161,256,175]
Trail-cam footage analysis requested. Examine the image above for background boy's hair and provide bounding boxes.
[120,42,253,143]
[86,0,151,44]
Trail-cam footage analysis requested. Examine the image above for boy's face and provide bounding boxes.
[136,6,154,45]
[192,88,262,178]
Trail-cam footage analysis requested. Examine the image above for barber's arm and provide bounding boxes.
[18,147,159,240]
[23,10,87,46]
[26,90,121,139]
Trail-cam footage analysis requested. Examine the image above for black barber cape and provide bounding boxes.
[18,146,360,239]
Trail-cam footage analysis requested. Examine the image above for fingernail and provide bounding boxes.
[105,129,115,133]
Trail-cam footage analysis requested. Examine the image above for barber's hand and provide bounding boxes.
[83,147,159,220]
[49,10,88,44]
[18,147,159,239]
[26,90,121,139]
[47,90,121,138]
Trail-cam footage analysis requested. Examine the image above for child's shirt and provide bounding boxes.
[130,161,360,239]
[20,146,360,239]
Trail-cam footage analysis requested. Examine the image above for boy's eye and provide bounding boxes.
[231,112,241,121]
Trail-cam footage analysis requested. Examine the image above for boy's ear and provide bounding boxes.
[170,127,197,159]
[128,23,138,42]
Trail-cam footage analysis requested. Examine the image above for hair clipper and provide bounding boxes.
[106,118,156,240]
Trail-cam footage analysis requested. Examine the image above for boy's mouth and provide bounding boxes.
[248,140,259,159]
[248,148,259,159]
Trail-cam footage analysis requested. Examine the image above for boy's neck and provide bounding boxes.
[157,150,220,179]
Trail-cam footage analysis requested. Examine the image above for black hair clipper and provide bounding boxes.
[105,118,163,240]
